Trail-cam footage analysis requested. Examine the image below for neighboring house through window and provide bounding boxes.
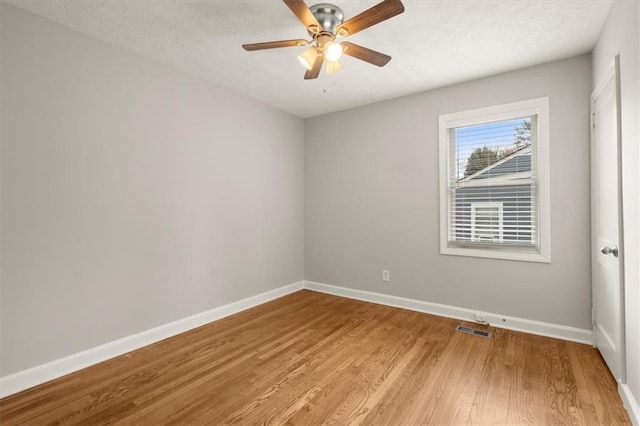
[438,98,550,262]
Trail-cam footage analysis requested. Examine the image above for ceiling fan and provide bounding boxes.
[242,0,405,80]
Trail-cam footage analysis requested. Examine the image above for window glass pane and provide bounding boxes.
[454,118,532,180]
[450,117,535,248]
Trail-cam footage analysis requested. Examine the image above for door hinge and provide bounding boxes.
[592,308,596,323]
[591,112,596,129]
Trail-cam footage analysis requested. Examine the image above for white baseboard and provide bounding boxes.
[620,383,640,426]
[0,281,304,399]
[303,281,593,345]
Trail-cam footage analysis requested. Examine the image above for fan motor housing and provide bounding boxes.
[309,3,344,34]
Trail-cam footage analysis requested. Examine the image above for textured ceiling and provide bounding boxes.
[7,0,612,118]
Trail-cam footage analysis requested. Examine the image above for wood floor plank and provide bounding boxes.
[362,312,456,424]
[506,331,537,425]
[0,290,630,425]
[566,343,600,425]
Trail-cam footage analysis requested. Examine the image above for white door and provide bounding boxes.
[591,56,625,382]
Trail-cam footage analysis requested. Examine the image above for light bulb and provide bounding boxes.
[325,42,343,62]
[298,47,318,70]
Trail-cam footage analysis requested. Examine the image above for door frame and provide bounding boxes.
[590,55,626,382]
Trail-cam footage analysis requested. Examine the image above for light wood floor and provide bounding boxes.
[0,290,630,425]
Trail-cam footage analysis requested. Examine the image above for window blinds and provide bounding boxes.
[447,116,538,249]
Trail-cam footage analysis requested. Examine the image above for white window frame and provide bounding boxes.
[438,97,551,263]
[471,202,504,243]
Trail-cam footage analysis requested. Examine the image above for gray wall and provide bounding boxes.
[1,4,304,376]
[593,0,640,413]
[305,55,592,329]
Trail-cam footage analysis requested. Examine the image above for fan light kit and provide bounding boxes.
[243,0,405,80]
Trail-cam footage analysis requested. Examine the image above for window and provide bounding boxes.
[471,202,503,242]
[439,98,550,262]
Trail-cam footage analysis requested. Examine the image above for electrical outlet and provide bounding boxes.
[382,269,390,282]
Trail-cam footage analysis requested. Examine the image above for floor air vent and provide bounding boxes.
[455,325,492,338]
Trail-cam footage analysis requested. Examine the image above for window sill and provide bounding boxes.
[440,246,551,263]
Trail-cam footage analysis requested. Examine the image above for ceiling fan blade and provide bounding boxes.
[242,39,308,51]
[283,0,321,31]
[336,0,405,37]
[341,42,391,67]
[304,55,324,79]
